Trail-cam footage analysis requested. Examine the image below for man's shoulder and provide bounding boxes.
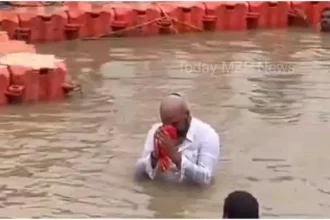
[193,117,217,131]
[193,118,219,139]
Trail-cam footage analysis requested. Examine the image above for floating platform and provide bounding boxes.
[0,31,79,107]
[0,1,327,43]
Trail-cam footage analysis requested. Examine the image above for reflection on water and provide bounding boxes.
[0,29,329,217]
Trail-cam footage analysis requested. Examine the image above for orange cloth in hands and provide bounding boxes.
[154,125,178,172]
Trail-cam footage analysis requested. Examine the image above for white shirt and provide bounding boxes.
[134,117,220,186]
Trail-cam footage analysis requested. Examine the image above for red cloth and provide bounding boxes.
[154,125,177,172]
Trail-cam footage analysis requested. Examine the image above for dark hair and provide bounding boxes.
[223,191,259,219]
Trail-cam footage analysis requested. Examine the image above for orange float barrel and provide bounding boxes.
[110,2,135,37]
[37,57,65,101]
[0,10,19,40]
[110,2,167,37]
[107,2,161,37]
[0,53,74,104]
[84,3,113,38]
[63,2,82,40]
[16,7,42,43]
[45,6,69,42]
[7,69,37,102]
[153,2,182,34]
[130,2,162,36]
[66,2,112,38]
[156,2,205,33]
[202,2,249,31]
[0,65,10,105]
[16,6,68,43]
[248,1,290,29]
[1,53,42,102]
[175,2,205,33]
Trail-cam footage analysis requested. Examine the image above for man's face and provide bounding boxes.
[161,110,190,138]
[321,10,330,32]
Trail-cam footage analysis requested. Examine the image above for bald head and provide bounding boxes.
[159,94,191,137]
[160,94,188,116]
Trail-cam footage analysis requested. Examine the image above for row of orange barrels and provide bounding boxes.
[0,1,327,43]
[0,31,78,106]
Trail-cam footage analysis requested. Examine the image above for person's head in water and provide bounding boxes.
[321,8,330,32]
[159,93,191,138]
[223,191,259,219]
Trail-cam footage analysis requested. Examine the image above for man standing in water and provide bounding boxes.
[134,93,220,186]
[320,8,330,32]
[293,7,330,32]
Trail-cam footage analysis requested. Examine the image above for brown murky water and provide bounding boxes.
[0,29,330,218]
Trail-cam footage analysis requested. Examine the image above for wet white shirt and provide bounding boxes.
[134,118,220,186]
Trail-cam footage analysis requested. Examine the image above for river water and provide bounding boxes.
[0,29,330,218]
